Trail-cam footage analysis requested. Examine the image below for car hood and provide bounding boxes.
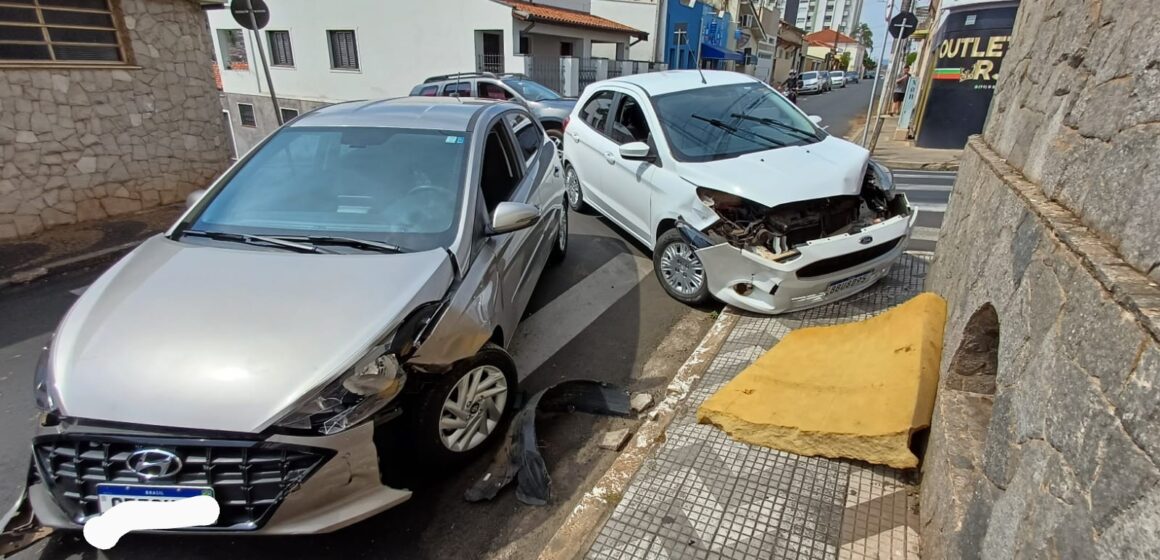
[679,135,870,211]
[49,236,454,433]
[536,98,577,110]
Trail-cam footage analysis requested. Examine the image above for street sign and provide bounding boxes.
[231,0,270,31]
[889,11,919,39]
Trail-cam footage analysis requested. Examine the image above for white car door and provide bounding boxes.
[566,90,617,212]
[603,92,659,244]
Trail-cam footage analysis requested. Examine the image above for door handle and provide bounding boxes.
[569,132,580,141]
[553,166,561,177]
[604,152,616,164]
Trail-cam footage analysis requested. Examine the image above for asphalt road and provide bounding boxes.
[795,77,881,138]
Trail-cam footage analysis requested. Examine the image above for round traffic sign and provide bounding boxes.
[231,0,270,31]
[889,11,920,39]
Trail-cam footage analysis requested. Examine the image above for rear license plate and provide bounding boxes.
[96,483,214,513]
[826,271,874,295]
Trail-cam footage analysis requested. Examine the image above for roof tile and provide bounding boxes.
[499,1,648,39]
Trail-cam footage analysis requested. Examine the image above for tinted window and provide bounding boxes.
[442,82,471,96]
[508,113,541,162]
[801,71,818,79]
[480,124,522,212]
[189,127,468,250]
[610,95,650,145]
[478,82,512,100]
[418,85,438,96]
[579,91,615,133]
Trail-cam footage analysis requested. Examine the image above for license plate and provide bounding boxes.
[96,483,214,513]
[826,271,874,295]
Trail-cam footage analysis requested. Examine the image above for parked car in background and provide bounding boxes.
[561,71,915,315]
[29,97,568,534]
[828,71,847,88]
[798,71,829,94]
[411,72,576,152]
[845,72,860,84]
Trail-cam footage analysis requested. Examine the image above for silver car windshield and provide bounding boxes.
[187,126,467,251]
[502,79,560,101]
[654,82,824,162]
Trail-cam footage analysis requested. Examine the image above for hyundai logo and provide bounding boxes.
[126,449,183,479]
[859,236,874,245]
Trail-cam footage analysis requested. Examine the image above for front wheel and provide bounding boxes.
[653,229,712,306]
[548,197,568,265]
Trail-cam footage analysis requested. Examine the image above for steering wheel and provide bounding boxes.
[404,184,446,199]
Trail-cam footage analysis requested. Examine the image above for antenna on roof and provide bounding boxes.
[452,71,463,103]
[694,33,707,84]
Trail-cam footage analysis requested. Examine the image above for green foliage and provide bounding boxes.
[906,52,918,66]
[857,23,874,51]
[839,52,852,70]
[863,53,877,70]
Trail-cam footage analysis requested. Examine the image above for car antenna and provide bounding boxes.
[452,71,462,103]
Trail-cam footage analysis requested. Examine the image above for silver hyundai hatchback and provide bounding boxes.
[28,97,568,534]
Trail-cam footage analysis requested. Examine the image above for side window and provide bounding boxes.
[610,95,651,145]
[579,91,615,134]
[479,122,523,212]
[419,85,438,96]
[479,82,513,100]
[442,82,471,96]
[506,112,542,163]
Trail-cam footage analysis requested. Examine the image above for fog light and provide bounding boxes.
[732,283,754,296]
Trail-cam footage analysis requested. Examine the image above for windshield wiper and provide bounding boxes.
[729,113,823,142]
[690,114,787,149]
[275,235,409,254]
[182,230,330,254]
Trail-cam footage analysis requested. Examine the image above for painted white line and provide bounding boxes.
[910,226,940,243]
[69,285,90,296]
[509,252,653,377]
[911,202,948,214]
[897,183,954,192]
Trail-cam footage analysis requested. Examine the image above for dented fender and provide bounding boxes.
[408,244,505,371]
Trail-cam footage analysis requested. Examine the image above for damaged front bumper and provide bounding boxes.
[681,194,916,314]
[27,419,411,535]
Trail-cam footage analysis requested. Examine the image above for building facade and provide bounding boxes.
[803,28,863,71]
[591,0,662,61]
[784,0,863,36]
[662,0,740,70]
[0,0,229,240]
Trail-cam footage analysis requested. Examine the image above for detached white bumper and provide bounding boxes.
[694,198,917,315]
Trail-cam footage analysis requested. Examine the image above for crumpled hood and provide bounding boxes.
[49,235,453,433]
[679,135,870,209]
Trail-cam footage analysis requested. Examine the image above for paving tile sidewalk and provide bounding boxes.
[850,116,963,171]
[0,204,183,285]
[587,254,930,560]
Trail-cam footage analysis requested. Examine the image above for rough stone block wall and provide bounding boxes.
[0,0,229,240]
[924,140,1160,558]
[982,0,1160,282]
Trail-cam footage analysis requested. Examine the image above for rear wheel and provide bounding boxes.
[546,129,564,159]
[653,229,712,306]
[565,165,588,212]
[548,198,568,265]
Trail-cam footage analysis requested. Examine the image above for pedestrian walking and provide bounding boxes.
[892,65,911,115]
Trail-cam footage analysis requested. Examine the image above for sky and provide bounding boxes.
[858,0,931,57]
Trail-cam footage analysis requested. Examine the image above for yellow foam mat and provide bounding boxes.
[697,293,947,469]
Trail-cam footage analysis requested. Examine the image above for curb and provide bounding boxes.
[844,124,961,172]
[0,240,143,293]
[537,307,742,560]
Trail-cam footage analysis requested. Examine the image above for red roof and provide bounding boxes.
[804,29,859,45]
[499,1,648,39]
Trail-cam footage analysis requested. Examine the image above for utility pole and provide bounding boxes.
[861,0,912,148]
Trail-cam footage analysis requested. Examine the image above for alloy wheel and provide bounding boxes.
[558,206,568,252]
[438,365,508,452]
[659,241,705,296]
[566,168,581,207]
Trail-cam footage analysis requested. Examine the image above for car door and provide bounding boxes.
[603,92,659,243]
[566,89,617,213]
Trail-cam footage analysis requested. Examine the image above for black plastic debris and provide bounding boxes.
[464,379,631,506]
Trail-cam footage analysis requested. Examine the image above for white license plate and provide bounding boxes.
[96,483,214,513]
[826,271,874,295]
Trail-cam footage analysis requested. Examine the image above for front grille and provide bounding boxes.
[33,435,331,530]
[796,237,902,279]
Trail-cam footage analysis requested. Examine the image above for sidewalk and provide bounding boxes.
[850,116,963,171]
[582,255,930,560]
[0,204,183,289]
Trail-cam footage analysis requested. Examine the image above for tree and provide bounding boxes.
[856,22,874,51]
[839,52,852,71]
[863,53,877,70]
[906,52,918,66]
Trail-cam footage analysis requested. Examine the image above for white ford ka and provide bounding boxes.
[561,71,916,314]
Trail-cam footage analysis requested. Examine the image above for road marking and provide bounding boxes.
[897,183,954,192]
[509,252,653,378]
[910,226,940,243]
[912,202,948,214]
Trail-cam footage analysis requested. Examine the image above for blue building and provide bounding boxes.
[663,0,743,70]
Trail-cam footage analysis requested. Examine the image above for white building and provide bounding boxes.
[783,0,864,36]
[207,0,649,154]
[590,0,663,61]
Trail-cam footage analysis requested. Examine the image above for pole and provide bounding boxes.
[244,0,283,126]
[860,0,910,147]
[860,31,890,145]
[867,0,912,152]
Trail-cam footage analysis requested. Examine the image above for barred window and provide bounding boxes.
[280,107,298,122]
[327,29,357,70]
[238,103,255,127]
[0,0,128,64]
[217,28,247,70]
[267,29,292,66]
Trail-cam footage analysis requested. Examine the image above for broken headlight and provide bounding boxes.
[275,349,406,435]
[867,159,895,192]
[33,342,56,412]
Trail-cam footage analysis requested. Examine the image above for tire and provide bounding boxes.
[564,164,588,212]
[411,343,518,469]
[653,228,712,307]
[548,197,568,265]
[546,129,564,159]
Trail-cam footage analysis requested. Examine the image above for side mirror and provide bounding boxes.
[489,202,541,235]
[619,141,653,161]
[186,189,206,209]
[808,115,823,125]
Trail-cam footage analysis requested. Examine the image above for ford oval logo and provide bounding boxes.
[859,236,874,245]
[126,449,183,479]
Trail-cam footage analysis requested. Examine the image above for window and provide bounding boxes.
[327,30,358,70]
[441,82,471,96]
[217,29,247,70]
[0,0,128,64]
[507,113,541,162]
[673,23,688,46]
[478,81,512,100]
[560,41,573,56]
[579,91,615,133]
[267,30,293,66]
[280,108,299,122]
[610,95,650,145]
[418,85,438,96]
[518,35,529,55]
[480,124,522,212]
[238,103,256,127]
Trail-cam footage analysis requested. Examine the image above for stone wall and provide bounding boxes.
[921,0,1160,556]
[0,0,229,241]
[222,92,330,156]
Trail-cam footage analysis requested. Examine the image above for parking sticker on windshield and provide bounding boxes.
[445,135,465,144]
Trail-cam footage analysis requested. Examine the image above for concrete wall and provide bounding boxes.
[921,0,1160,557]
[591,0,659,60]
[0,0,229,241]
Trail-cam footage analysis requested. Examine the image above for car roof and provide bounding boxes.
[290,97,508,131]
[601,70,758,97]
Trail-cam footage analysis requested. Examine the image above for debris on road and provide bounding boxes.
[629,393,654,413]
[0,485,52,558]
[598,429,633,452]
[464,380,632,506]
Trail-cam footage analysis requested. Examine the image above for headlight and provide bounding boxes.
[34,342,55,412]
[276,351,405,435]
[868,159,895,192]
